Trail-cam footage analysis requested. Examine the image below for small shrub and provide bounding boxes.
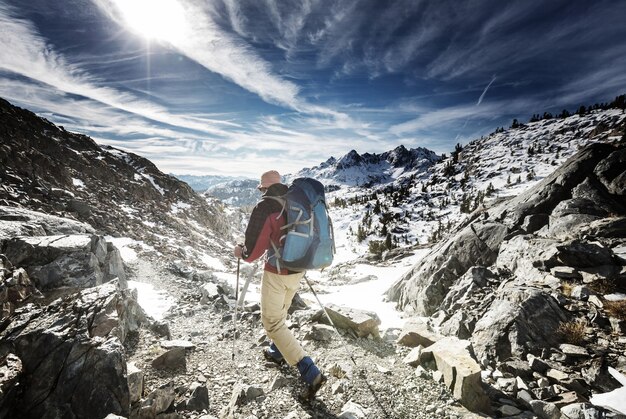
[588,277,616,295]
[604,300,626,321]
[557,320,587,345]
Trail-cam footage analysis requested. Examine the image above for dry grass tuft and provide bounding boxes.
[561,281,575,297]
[604,300,626,321]
[557,320,587,345]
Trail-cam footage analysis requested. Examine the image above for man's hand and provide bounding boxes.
[233,244,244,258]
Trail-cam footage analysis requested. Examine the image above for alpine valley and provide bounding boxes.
[1,95,626,419]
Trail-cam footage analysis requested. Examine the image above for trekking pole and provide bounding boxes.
[303,274,392,418]
[232,258,241,361]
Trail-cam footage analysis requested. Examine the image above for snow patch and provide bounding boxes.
[171,201,191,214]
[105,236,155,262]
[200,253,226,270]
[142,173,165,195]
[127,280,174,320]
[590,367,626,415]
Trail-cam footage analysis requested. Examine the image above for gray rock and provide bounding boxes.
[499,404,523,416]
[304,324,336,342]
[555,240,614,268]
[560,402,603,419]
[495,235,560,282]
[338,400,369,418]
[269,375,293,391]
[0,353,22,402]
[551,198,609,218]
[549,214,602,240]
[529,399,561,419]
[420,337,490,413]
[397,317,443,348]
[528,355,552,375]
[594,147,626,195]
[580,217,626,238]
[152,347,186,370]
[313,304,381,339]
[550,266,582,280]
[387,221,509,315]
[0,266,43,322]
[0,234,125,290]
[0,206,94,238]
[440,310,473,339]
[570,285,590,301]
[0,282,139,418]
[471,288,568,361]
[546,368,569,382]
[161,339,195,350]
[611,244,626,264]
[221,383,265,418]
[140,383,175,417]
[522,213,550,233]
[558,344,588,358]
[440,267,494,312]
[186,384,209,412]
[200,283,220,303]
[402,346,423,367]
[127,362,144,404]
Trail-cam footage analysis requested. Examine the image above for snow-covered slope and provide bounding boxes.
[326,107,626,262]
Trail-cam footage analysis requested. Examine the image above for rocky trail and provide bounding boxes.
[123,257,481,419]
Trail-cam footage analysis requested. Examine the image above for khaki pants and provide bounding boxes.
[261,270,306,366]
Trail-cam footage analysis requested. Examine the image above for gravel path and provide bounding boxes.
[125,257,485,419]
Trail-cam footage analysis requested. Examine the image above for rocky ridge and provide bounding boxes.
[0,97,239,270]
[388,141,626,417]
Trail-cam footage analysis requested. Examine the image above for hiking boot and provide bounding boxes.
[262,348,285,366]
[306,372,327,400]
[262,342,285,366]
[297,356,327,399]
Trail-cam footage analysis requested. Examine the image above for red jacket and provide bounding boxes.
[242,183,289,274]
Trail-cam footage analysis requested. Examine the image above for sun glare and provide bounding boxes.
[112,0,188,43]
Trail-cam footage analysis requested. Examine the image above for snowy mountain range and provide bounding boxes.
[171,174,247,192]
[323,103,626,262]
[201,145,441,207]
[291,145,441,187]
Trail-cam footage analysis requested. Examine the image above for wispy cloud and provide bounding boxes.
[0,3,235,137]
[477,75,496,106]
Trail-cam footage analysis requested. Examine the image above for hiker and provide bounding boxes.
[233,170,326,397]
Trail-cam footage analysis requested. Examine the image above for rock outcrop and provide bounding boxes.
[1,234,126,290]
[388,142,626,414]
[0,281,146,418]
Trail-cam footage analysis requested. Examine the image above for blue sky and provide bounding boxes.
[1,0,625,177]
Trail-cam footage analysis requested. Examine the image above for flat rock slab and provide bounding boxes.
[420,337,490,413]
[313,303,381,339]
[559,344,588,357]
[161,339,196,349]
[397,317,443,348]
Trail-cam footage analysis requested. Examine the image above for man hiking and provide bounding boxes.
[233,169,327,398]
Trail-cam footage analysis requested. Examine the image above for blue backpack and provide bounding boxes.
[266,178,335,272]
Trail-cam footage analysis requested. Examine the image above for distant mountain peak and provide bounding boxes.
[292,146,441,188]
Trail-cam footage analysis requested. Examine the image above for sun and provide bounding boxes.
[112,0,188,43]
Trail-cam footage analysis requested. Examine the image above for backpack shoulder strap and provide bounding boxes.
[263,195,286,220]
